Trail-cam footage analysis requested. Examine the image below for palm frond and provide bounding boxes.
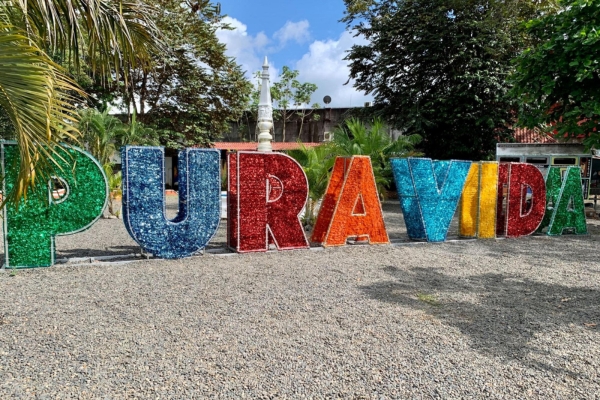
[11,0,162,81]
[0,22,84,202]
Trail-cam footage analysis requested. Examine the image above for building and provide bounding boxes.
[222,107,359,144]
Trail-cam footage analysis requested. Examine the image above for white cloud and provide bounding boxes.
[216,17,372,108]
[294,31,373,108]
[216,17,277,80]
[273,20,310,46]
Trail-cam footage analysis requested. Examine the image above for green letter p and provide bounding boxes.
[2,142,108,268]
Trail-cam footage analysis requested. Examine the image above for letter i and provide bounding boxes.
[459,162,499,239]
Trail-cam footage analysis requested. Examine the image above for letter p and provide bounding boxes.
[2,142,108,268]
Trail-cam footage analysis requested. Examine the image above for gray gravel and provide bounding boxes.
[1,200,600,398]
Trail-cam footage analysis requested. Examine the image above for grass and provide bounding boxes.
[417,292,440,306]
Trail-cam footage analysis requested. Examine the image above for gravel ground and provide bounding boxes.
[1,199,600,398]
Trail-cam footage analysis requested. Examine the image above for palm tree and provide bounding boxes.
[116,111,159,147]
[104,163,122,217]
[0,1,161,203]
[77,108,126,166]
[332,117,422,198]
[288,142,337,226]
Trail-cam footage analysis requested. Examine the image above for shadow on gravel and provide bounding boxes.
[360,266,600,376]
[57,246,140,258]
[441,238,600,268]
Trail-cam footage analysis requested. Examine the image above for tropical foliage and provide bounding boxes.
[331,118,422,197]
[289,118,422,225]
[342,0,556,160]
[77,109,123,167]
[104,163,122,218]
[288,143,337,226]
[118,112,160,147]
[77,109,159,166]
[510,0,600,148]
[0,0,161,202]
[272,66,320,142]
[82,0,252,149]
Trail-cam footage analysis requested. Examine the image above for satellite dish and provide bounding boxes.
[323,95,331,105]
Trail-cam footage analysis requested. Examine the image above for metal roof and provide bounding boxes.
[512,128,557,144]
[211,142,322,151]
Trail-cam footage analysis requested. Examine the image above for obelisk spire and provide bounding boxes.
[257,56,273,152]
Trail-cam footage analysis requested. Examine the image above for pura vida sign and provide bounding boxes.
[1,143,588,268]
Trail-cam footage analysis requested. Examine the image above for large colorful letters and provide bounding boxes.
[391,158,472,242]
[544,166,587,235]
[311,156,389,246]
[2,146,592,268]
[227,151,309,252]
[494,163,547,237]
[122,146,221,258]
[504,163,547,237]
[459,162,499,238]
[537,166,563,233]
[1,142,107,268]
[459,162,586,238]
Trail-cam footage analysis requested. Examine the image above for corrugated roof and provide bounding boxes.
[513,128,558,144]
[211,142,322,151]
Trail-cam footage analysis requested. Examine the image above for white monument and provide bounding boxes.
[257,56,273,152]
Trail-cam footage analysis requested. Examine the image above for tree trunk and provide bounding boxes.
[299,114,305,141]
[282,108,287,142]
[139,70,148,116]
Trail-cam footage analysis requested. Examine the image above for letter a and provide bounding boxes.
[122,146,221,259]
[546,166,587,235]
[2,142,108,268]
[312,156,389,246]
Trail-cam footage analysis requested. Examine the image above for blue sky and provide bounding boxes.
[216,0,373,108]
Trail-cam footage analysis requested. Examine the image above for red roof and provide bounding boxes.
[513,128,557,144]
[211,142,322,151]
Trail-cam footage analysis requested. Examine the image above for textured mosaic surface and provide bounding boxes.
[311,157,349,244]
[227,152,239,250]
[312,156,389,246]
[506,163,547,237]
[547,166,587,235]
[537,166,564,233]
[228,152,309,252]
[391,158,427,240]
[459,163,480,238]
[392,158,471,242]
[496,163,510,236]
[479,162,499,238]
[2,142,107,268]
[122,146,220,259]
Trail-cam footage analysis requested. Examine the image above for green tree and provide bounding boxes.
[117,111,160,147]
[0,0,161,202]
[342,0,554,160]
[104,163,122,218]
[288,143,337,226]
[77,109,124,166]
[510,0,600,149]
[117,0,252,148]
[231,71,262,142]
[332,118,422,197]
[272,66,319,142]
